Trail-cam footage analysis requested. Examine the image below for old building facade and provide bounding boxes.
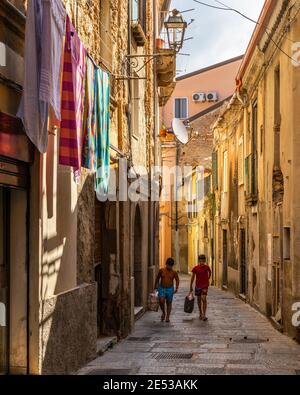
[160,56,242,273]
[0,0,175,375]
[212,0,300,341]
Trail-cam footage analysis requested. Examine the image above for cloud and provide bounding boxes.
[170,0,265,75]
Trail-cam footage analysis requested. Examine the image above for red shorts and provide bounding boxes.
[195,287,208,296]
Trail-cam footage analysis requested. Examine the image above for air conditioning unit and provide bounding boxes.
[206,92,218,102]
[192,92,206,102]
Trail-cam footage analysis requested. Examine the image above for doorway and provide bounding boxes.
[94,200,118,336]
[0,188,9,374]
[272,205,283,323]
[0,186,28,375]
[240,229,247,296]
[134,206,143,308]
[222,229,228,287]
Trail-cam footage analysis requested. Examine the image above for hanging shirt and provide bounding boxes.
[17,0,49,153]
[40,0,66,121]
[59,15,86,178]
[82,56,96,171]
[94,68,110,199]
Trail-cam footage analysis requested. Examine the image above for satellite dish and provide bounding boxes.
[172,118,189,144]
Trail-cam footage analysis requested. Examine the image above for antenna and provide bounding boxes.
[172,118,189,145]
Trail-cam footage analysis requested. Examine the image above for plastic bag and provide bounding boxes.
[148,290,159,312]
[184,292,195,313]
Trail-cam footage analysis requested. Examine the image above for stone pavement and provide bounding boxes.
[77,275,300,375]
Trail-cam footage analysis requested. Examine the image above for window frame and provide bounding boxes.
[174,97,189,120]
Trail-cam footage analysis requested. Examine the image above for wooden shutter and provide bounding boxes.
[212,150,218,190]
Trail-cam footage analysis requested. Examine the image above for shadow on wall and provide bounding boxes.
[40,161,97,374]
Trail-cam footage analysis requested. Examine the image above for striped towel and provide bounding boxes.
[82,56,96,171]
[94,67,110,197]
[59,15,86,177]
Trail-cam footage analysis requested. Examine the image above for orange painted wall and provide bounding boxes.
[162,57,243,128]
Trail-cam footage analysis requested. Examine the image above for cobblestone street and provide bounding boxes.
[77,276,300,375]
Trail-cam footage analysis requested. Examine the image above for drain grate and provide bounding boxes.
[87,369,133,375]
[128,336,151,342]
[152,352,193,360]
[233,338,268,344]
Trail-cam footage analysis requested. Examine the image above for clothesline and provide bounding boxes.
[19,0,111,198]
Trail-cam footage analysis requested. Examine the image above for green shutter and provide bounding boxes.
[212,151,218,190]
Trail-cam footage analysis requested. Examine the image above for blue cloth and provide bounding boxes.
[158,286,174,303]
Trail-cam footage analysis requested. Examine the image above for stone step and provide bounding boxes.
[97,336,118,356]
[134,306,144,321]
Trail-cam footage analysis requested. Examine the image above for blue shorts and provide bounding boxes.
[158,286,174,303]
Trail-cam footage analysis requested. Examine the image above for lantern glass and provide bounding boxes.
[165,12,187,52]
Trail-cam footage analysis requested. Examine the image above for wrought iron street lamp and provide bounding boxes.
[165,9,187,53]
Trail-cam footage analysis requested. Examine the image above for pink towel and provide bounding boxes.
[59,15,86,177]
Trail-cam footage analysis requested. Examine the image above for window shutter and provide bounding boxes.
[175,99,180,118]
[181,99,187,119]
[238,138,244,186]
[212,151,218,190]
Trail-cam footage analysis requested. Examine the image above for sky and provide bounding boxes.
[170,0,265,76]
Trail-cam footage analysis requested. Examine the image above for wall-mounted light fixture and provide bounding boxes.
[165,9,187,53]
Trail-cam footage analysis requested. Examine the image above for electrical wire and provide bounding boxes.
[214,0,300,62]
[193,0,300,65]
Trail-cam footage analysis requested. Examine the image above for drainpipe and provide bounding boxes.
[127,1,133,166]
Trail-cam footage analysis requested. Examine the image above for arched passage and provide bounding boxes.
[134,205,143,307]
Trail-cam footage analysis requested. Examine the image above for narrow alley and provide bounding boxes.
[2,0,300,380]
[77,276,300,376]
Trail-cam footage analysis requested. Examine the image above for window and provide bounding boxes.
[283,227,291,260]
[274,65,281,167]
[132,0,146,32]
[238,137,244,186]
[204,221,208,239]
[204,175,211,196]
[245,154,251,195]
[174,98,188,119]
[274,65,281,128]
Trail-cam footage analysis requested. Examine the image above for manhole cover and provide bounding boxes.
[88,369,133,375]
[152,352,193,360]
[128,336,151,341]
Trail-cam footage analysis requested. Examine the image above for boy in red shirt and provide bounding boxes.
[190,254,212,321]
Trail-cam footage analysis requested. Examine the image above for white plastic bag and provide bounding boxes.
[148,290,159,312]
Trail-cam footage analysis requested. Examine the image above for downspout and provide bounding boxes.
[127,1,133,166]
[150,0,158,270]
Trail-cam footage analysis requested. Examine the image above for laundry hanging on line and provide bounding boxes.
[59,15,87,180]
[82,56,96,171]
[18,0,66,153]
[94,68,111,198]
[18,0,111,188]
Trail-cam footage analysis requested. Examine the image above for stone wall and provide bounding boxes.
[40,283,97,375]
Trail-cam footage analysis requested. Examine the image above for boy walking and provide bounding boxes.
[154,258,179,323]
[190,255,211,321]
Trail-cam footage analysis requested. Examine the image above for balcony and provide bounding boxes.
[156,47,176,107]
[131,0,146,47]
